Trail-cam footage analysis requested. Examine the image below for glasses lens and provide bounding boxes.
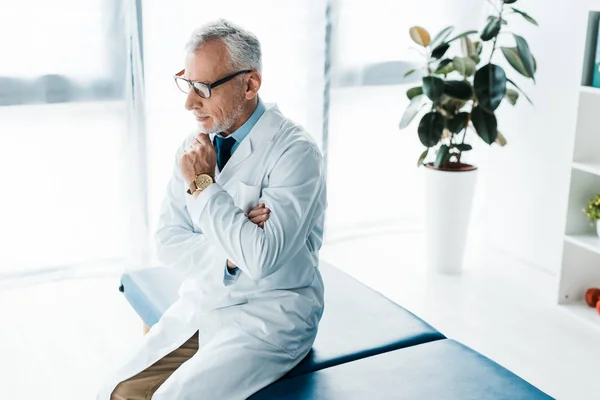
[192,82,210,99]
[175,77,190,94]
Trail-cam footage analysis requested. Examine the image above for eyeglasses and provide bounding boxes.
[174,69,252,99]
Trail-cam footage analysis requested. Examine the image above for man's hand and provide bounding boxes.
[247,203,271,229]
[227,203,271,269]
[180,133,217,188]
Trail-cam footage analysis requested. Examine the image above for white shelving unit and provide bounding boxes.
[572,161,600,176]
[557,11,600,329]
[564,234,600,255]
[559,302,600,330]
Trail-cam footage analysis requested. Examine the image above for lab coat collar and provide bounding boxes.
[215,103,284,183]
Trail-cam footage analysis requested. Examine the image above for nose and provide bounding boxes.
[184,89,202,111]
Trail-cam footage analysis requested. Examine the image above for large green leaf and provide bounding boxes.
[514,34,536,81]
[431,43,450,59]
[445,30,478,44]
[418,111,444,147]
[481,17,502,41]
[474,64,507,111]
[506,78,533,105]
[453,56,477,77]
[511,7,538,25]
[440,98,467,115]
[505,88,519,105]
[407,86,423,100]
[417,148,429,166]
[399,94,425,129]
[461,36,475,57]
[430,26,454,49]
[501,47,532,78]
[471,106,498,144]
[434,59,454,75]
[444,80,473,100]
[423,76,445,103]
[434,144,451,168]
[448,112,469,133]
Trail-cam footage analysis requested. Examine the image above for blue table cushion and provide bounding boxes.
[251,339,554,400]
[119,261,445,377]
[286,262,445,377]
[119,267,180,328]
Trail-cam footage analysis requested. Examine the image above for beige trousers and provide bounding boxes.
[110,331,199,400]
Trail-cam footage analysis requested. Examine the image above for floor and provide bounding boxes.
[321,227,600,400]
[1,225,599,400]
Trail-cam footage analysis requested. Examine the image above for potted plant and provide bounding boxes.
[583,194,600,238]
[399,0,538,273]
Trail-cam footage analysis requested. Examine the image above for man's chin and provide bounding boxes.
[195,121,213,133]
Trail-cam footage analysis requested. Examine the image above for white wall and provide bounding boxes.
[481,0,597,274]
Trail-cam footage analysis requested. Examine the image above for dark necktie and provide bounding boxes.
[214,135,236,171]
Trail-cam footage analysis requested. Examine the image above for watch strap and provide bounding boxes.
[186,180,199,195]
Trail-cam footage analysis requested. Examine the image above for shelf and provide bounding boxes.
[565,233,600,255]
[572,161,600,176]
[580,85,600,94]
[559,301,600,331]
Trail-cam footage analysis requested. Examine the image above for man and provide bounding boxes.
[98,19,327,399]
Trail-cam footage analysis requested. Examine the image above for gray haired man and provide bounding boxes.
[98,19,327,400]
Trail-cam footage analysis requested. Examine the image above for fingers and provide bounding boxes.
[248,204,269,219]
[250,215,270,225]
[195,133,212,147]
[185,135,206,154]
[249,211,270,223]
[185,141,199,154]
[249,204,271,227]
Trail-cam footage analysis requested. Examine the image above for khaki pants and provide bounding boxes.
[111,331,199,400]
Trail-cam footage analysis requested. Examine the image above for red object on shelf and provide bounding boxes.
[597,300,600,316]
[585,288,600,307]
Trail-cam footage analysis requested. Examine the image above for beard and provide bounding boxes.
[199,99,245,135]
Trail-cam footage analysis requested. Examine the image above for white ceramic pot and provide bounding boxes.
[423,163,478,274]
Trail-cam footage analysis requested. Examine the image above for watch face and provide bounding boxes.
[195,174,213,190]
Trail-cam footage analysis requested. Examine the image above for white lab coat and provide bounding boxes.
[97,104,327,399]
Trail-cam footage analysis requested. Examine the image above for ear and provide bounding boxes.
[245,71,262,100]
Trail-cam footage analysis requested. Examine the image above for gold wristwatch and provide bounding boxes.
[187,173,214,195]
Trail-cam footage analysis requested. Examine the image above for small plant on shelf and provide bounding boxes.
[583,194,600,235]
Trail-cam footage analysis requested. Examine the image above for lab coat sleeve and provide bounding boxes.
[186,141,325,281]
[155,144,229,283]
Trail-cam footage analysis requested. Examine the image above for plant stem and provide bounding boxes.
[486,0,500,13]
[489,1,504,63]
[426,49,432,75]
[457,114,471,163]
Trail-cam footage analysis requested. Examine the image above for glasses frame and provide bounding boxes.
[174,69,253,99]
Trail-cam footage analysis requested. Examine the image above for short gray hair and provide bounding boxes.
[185,19,262,72]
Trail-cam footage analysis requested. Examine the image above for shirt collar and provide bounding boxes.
[211,97,266,143]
